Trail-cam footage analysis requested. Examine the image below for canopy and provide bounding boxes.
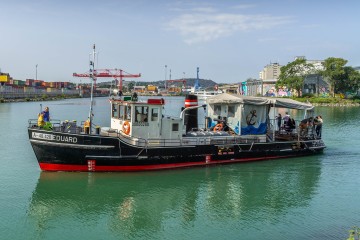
[270,97,313,110]
[206,93,314,110]
[206,93,271,105]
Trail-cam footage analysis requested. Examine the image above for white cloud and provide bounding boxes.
[167,11,293,45]
[232,4,256,9]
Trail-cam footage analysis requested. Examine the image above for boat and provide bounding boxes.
[188,67,223,100]
[191,88,223,100]
[27,47,325,172]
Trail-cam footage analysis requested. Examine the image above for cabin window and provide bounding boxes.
[112,104,118,118]
[151,108,159,121]
[119,105,124,120]
[228,105,235,117]
[135,106,148,122]
[125,106,131,121]
[172,123,179,131]
[214,105,221,115]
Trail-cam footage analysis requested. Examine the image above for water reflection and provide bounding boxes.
[28,159,321,238]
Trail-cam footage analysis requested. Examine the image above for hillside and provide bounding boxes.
[97,78,218,89]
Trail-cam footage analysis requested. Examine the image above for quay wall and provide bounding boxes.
[0,85,79,99]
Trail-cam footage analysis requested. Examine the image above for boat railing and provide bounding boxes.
[28,119,62,128]
[269,117,321,140]
[28,119,84,134]
[117,131,264,148]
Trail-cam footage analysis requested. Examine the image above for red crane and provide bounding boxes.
[73,69,141,91]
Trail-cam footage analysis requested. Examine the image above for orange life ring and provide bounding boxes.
[213,123,223,132]
[122,121,131,135]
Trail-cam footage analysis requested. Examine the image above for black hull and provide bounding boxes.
[28,128,325,172]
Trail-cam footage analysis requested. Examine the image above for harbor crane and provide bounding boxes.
[73,69,141,91]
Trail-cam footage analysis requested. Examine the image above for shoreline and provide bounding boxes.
[0,95,82,103]
[1,95,359,107]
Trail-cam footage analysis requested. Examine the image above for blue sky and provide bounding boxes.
[1,0,359,84]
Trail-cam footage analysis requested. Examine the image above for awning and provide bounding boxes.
[206,93,313,110]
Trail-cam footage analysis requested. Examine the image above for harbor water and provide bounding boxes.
[0,97,359,239]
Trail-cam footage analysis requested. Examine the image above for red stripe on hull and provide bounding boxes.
[38,154,296,172]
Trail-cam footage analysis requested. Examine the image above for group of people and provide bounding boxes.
[277,112,323,137]
[298,115,323,137]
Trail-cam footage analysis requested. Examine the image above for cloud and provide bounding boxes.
[167,10,293,44]
[232,4,256,9]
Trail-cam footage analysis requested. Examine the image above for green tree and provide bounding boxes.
[337,66,360,94]
[127,82,135,92]
[276,58,314,97]
[320,57,347,97]
[348,68,360,94]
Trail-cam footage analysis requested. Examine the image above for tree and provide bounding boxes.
[320,57,347,97]
[336,66,360,94]
[276,58,314,97]
[347,68,360,94]
[127,81,135,92]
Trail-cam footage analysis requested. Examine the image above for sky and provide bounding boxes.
[1,0,360,84]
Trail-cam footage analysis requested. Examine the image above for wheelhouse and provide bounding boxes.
[110,98,182,139]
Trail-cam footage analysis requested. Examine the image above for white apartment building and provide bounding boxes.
[294,56,325,72]
[259,62,281,80]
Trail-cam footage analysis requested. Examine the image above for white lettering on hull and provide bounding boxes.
[32,132,78,143]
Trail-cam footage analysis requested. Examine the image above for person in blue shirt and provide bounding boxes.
[41,106,50,122]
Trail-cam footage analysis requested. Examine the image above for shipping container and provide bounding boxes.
[24,86,35,93]
[0,75,8,82]
[147,85,157,91]
[17,80,25,86]
[26,79,35,86]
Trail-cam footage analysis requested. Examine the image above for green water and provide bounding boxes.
[0,97,359,239]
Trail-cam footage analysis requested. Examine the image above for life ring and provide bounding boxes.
[213,123,223,132]
[122,121,131,135]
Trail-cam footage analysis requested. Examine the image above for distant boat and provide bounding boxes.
[189,67,222,99]
[191,88,223,100]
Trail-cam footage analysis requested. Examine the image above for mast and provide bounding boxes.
[89,44,96,134]
[194,67,200,91]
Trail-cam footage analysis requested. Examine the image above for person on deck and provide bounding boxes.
[276,113,282,131]
[282,112,290,126]
[314,115,323,137]
[286,118,296,132]
[41,106,50,122]
[299,117,313,136]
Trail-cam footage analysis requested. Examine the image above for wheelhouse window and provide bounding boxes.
[118,105,124,120]
[228,105,235,117]
[125,106,131,121]
[151,108,159,121]
[112,104,118,118]
[172,123,179,131]
[214,105,221,116]
[135,106,148,122]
